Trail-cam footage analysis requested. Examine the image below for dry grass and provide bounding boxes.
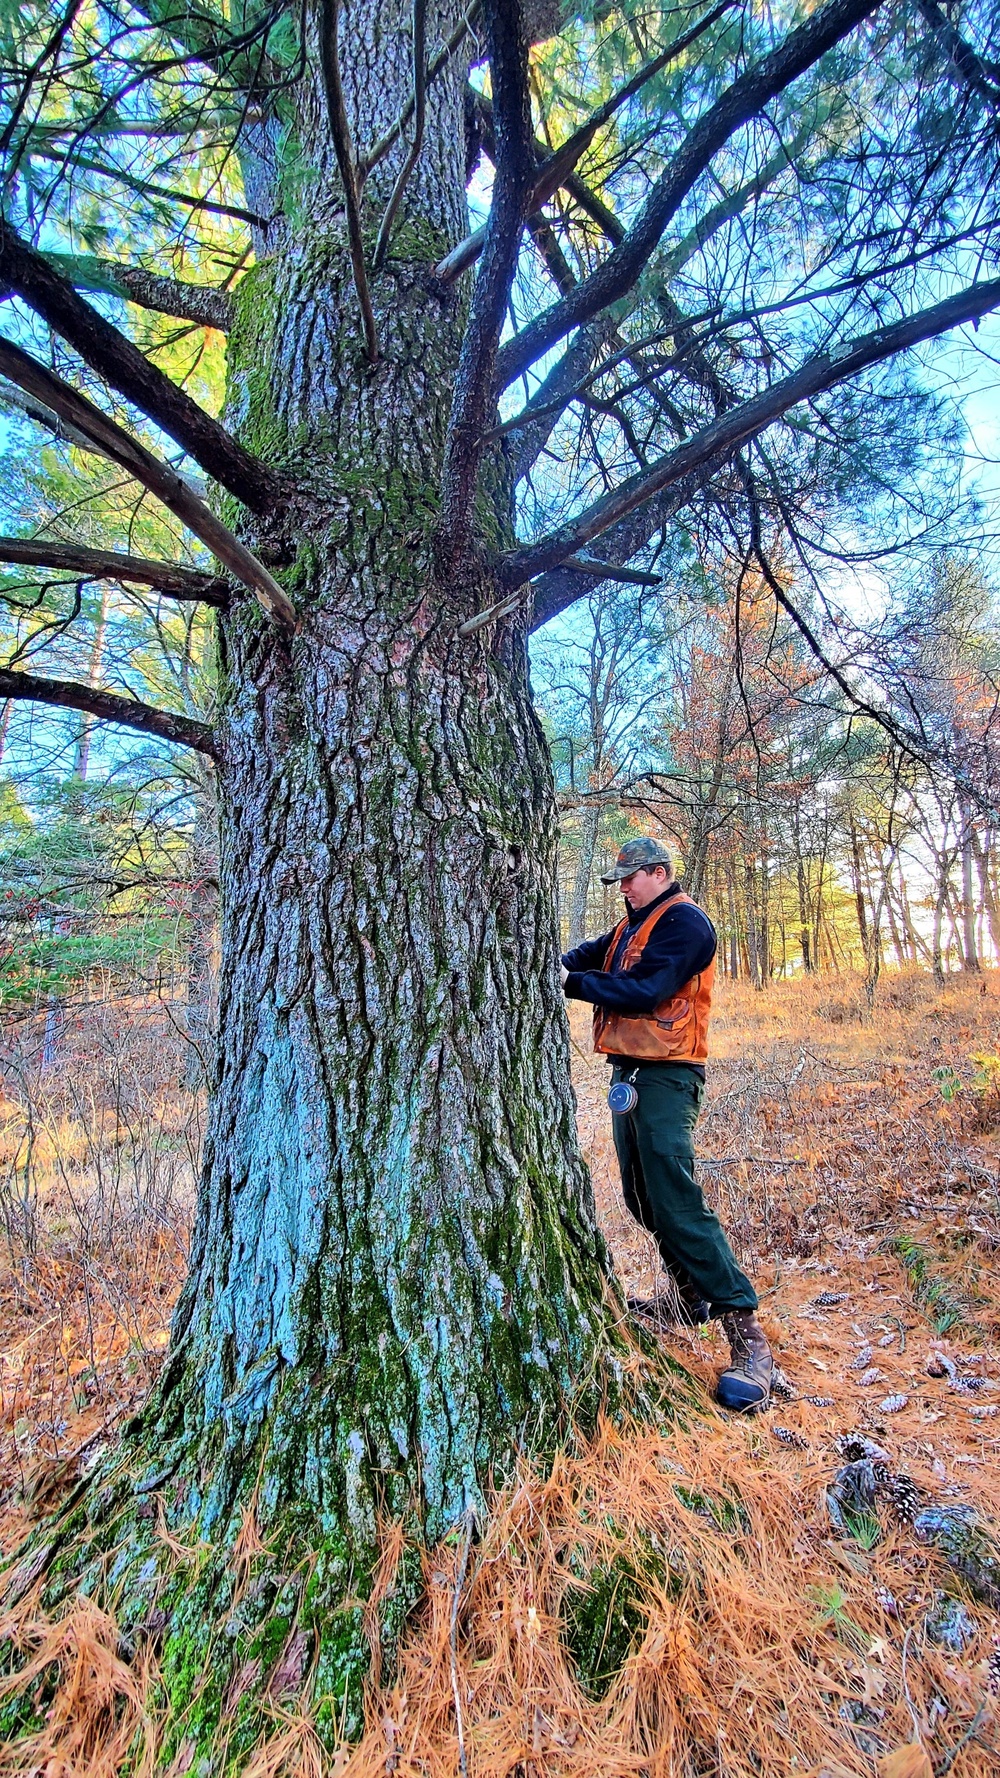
[0,1000,198,1551]
[3,970,1000,1774]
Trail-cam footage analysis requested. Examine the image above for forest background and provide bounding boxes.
[3,0,1000,1772]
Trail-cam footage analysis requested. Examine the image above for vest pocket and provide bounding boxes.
[653,995,693,1033]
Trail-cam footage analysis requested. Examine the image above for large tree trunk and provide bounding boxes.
[181,768,220,1090]
[20,7,631,1751]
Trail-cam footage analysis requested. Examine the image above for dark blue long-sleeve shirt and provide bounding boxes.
[562,883,716,1027]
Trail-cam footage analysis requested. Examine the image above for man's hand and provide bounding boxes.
[559,963,568,988]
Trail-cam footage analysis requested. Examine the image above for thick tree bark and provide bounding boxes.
[20,7,633,1750]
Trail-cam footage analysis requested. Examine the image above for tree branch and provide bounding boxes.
[499,275,1000,588]
[359,3,481,179]
[28,146,267,226]
[740,465,999,820]
[436,0,736,285]
[0,219,274,510]
[0,539,229,605]
[116,0,287,92]
[0,336,295,626]
[494,0,883,392]
[439,0,536,566]
[916,0,1000,105]
[43,254,234,330]
[477,103,818,484]
[373,0,428,272]
[0,376,111,458]
[0,666,218,757]
[319,0,379,363]
[528,475,702,629]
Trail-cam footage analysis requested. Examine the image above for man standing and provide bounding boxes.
[560,836,774,1411]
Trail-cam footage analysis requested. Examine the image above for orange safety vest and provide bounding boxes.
[592,891,715,1063]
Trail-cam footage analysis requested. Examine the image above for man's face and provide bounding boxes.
[620,866,668,910]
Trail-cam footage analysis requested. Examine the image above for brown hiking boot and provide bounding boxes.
[716,1311,773,1411]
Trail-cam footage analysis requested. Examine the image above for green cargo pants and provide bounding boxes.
[610,1061,757,1314]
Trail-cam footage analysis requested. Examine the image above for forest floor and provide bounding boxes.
[2,969,1000,1775]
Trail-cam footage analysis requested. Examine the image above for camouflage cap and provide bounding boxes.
[600,836,675,884]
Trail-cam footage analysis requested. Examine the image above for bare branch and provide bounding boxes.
[0,665,218,757]
[319,0,380,363]
[741,464,999,821]
[373,0,428,272]
[0,539,229,605]
[528,476,701,629]
[0,0,80,162]
[0,336,295,626]
[27,146,267,226]
[44,254,234,330]
[439,0,536,566]
[360,4,481,179]
[0,377,111,457]
[494,0,884,392]
[437,0,736,284]
[0,219,274,510]
[505,319,615,481]
[499,275,1000,589]
[560,555,663,586]
[916,0,1000,105]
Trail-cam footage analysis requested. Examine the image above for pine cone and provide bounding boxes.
[877,1393,909,1414]
[874,1467,920,1524]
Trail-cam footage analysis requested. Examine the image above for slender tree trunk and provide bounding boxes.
[759,845,770,980]
[971,828,1000,963]
[796,851,811,972]
[745,859,762,989]
[727,863,739,980]
[813,823,830,969]
[72,586,109,781]
[959,801,980,972]
[848,813,870,969]
[883,877,905,967]
[898,867,923,963]
[932,854,951,987]
[568,800,601,947]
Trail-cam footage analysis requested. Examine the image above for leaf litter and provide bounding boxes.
[2,971,1000,1772]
